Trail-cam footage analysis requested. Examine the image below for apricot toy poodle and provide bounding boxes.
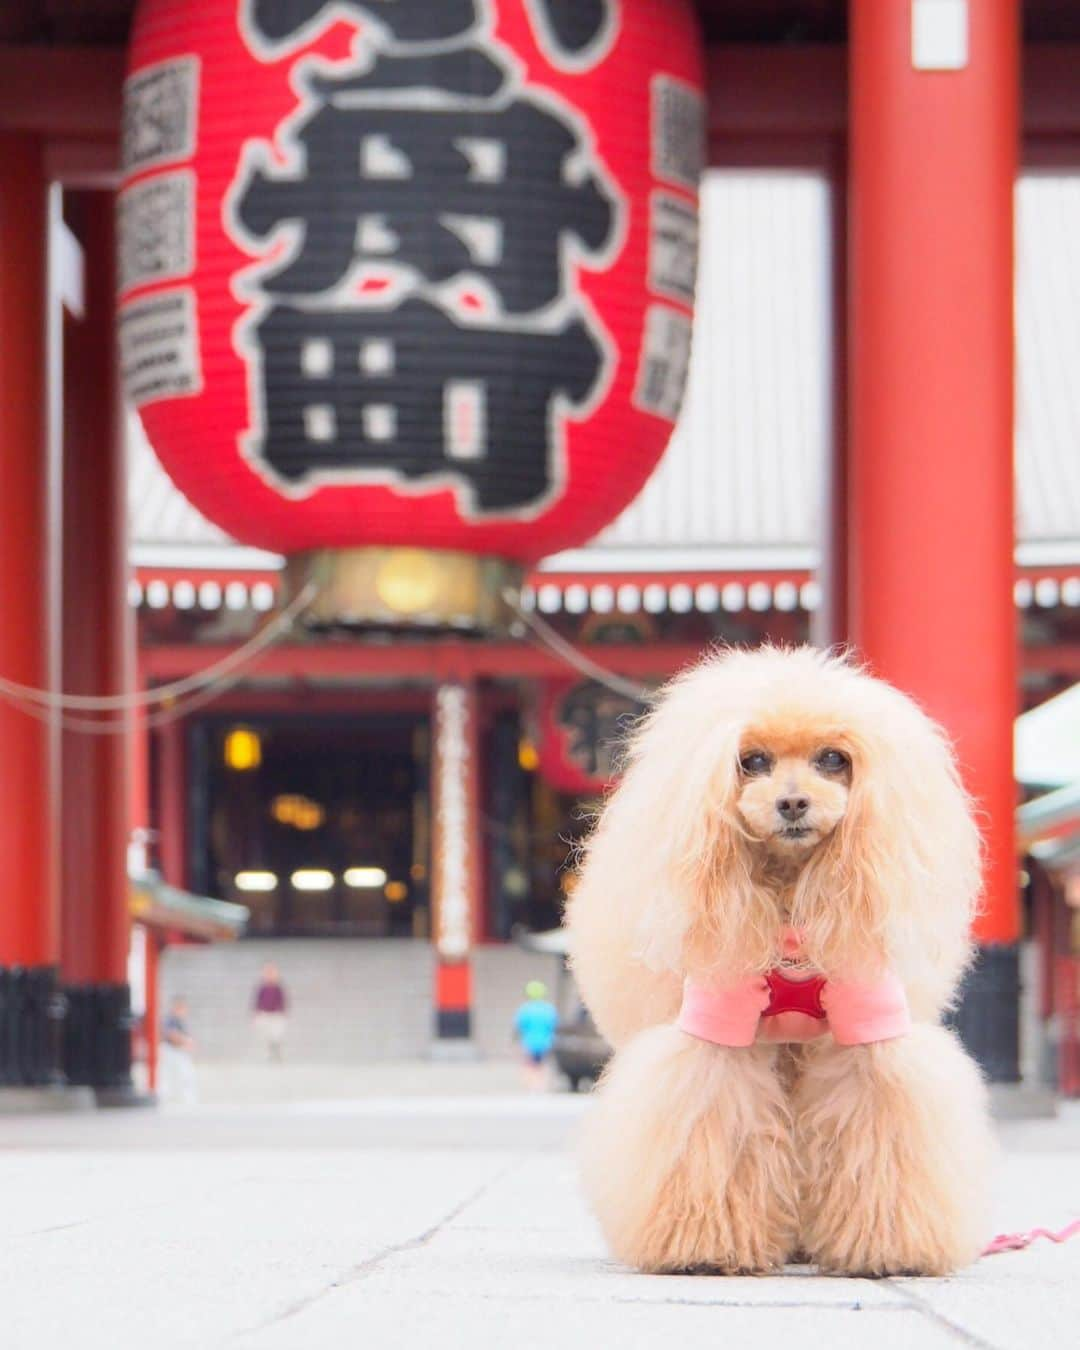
[568,646,993,1276]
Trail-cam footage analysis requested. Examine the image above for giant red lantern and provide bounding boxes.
[121,1,703,622]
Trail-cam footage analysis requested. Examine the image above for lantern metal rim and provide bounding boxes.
[285,547,524,634]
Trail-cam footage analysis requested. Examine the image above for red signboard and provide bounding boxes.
[538,677,648,794]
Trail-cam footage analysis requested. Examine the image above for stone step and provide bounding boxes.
[159,939,568,1063]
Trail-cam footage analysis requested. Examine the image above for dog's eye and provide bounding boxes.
[739,751,772,776]
[816,748,850,774]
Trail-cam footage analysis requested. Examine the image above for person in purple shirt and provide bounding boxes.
[252,961,289,1061]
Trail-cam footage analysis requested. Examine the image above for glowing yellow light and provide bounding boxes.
[385,881,408,903]
[375,549,441,614]
[517,738,539,772]
[224,727,262,771]
[235,870,278,892]
[344,866,388,889]
[271,794,325,831]
[291,869,334,891]
[410,862,427,882]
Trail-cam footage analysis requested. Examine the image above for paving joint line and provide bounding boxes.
[5,1182,237,1244]
[402,1287,915,1311]
[234,1157,524,1338]
[883,1278,1007,1350]
[609,1294,905,1311]
[7,1217,93,1240]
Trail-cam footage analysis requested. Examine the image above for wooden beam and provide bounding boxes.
[0,40,1078,154]
[706,42,1080,165]
[135,637,1080,685]
[1022,646,1080,676]
[141,640,708,684]
[708,45,846,138]
[0,40,1078,181]
[0,45,124,138]
[1023,45,1080,136]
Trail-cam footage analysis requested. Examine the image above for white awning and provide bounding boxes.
[1016,682,1080,789]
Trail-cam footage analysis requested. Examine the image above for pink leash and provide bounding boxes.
[981,1217,1080,1256]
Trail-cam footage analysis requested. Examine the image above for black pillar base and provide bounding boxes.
[63,983,134,1090]
[435,1008,472,1040]
[0,966,65,1087]
[947,943,1021,1084]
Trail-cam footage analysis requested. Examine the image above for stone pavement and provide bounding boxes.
[1,1069,1078,1349]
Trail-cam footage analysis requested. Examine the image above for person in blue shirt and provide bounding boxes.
[513,980,559,1090]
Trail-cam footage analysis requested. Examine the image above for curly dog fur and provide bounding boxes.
[568,646,994,1276]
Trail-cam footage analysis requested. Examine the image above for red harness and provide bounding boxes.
[762,969,828,1021]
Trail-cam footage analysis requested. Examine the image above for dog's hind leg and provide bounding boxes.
[794,1024,995,1276]
[580,1024,797,1273]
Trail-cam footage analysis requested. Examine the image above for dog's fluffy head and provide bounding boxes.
[567,646,982,1044]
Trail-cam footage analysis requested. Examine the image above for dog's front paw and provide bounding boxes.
[582,1025,796,1273]
[794,1027,994,1276]
[629,1137,795,1275]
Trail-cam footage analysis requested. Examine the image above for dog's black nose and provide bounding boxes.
[777,796,810,821]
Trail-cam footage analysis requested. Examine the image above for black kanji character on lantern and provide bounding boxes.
[559,683,644,779]
[527,0,614,61]
[247,0,479,46]
[234,52,616,314]
[307,47,506,100]
[249,298,602,511]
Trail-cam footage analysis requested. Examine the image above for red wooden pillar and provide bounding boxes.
[157,717,188,888]
[130,664,152,874]
[814,153,850,648]
[0,133,59,1086]
[430,680,481,1049]
[59,189,134,1091]
[144,927,161,1094]
[848,0,1020,1077]
[129,676,159,1093]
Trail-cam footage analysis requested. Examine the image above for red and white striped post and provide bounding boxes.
[430,680,481,1051]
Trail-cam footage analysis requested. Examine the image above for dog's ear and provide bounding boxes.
[792,682,981,1019]
[566,656,774,1047]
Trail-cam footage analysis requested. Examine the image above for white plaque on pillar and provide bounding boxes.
[912,0,968,71]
